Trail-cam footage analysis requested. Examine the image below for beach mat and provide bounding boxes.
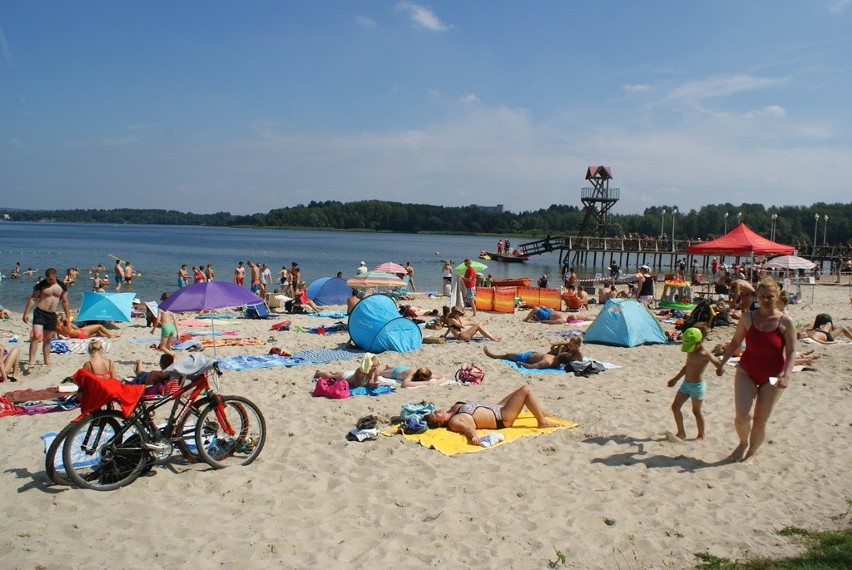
[500,358,622,375]
[217,354,310,372]
[290,347,364,364]
[391,412,578,456]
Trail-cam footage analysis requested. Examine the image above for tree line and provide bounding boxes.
[3,200,850,245]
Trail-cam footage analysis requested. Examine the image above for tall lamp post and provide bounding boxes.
[823,215,829,244]
[671,207,678,253]
[771,213,778,242]
[812,213,820,255]
[724,212,729,234]
[660,208,666,238]
[737,211,742,226]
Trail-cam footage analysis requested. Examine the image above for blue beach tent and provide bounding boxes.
[583,298,668,347]
[347,294,422,353]
[306,277,351,306]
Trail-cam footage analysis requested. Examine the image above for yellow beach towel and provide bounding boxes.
[390,412,578,456]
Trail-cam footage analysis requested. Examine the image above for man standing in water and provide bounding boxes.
[114,259,124,291]
[23,268,71,371]
[234,261,245,286]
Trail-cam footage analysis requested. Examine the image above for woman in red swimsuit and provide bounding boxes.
[716,277,796,462]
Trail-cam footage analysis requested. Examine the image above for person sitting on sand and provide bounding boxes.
[482,345,575,369]
[57,315,121,339]
[314,353,381,388]
[0,305,12,319]
[377,365,447,388]
[796,313,852,344]
[424,384,559,445]
[523,306,594,325]
[82,339,115,379]
[1,346,21,382]
[346,289,361,315]
[293,282,320,313]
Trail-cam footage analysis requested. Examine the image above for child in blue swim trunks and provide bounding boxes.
[667,325,719,441]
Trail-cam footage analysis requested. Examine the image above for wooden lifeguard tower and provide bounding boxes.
[577,165,620,239]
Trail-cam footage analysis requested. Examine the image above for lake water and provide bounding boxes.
[0,222,570,311]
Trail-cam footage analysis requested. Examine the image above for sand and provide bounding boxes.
[1,283,850,569]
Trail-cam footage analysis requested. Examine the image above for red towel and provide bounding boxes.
[71,368,145,419]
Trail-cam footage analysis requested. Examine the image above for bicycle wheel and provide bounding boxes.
[195,395,266,469]
[45,415,122,487]
[44,423,75,486]
[173,396,210,463]
[62,411,149,491]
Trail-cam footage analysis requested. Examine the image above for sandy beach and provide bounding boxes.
[1,282,850,569]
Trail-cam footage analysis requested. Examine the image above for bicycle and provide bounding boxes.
[52,353,266,491]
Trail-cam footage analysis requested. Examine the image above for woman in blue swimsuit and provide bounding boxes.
[425,385,558,445]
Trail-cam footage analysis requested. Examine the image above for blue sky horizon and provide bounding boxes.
[2,1,851,215]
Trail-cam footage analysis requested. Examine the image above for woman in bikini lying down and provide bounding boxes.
[376,365,448,388]
[424,384,558,445]
[57,315,121,339]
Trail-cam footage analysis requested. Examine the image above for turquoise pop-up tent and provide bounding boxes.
[306,277,351,306]
[584,298,668,347]
[347,294,421,353]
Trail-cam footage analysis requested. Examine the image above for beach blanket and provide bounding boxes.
[51,338,111,354]
[309,311,348,319]
[799,337,852,345]
[350,385,395,397]
[178,319,240,327]
[389,412,578,456]
[290,323,347,335]
[217,354,310,372]
[500,357,622,375]
[290,347,364,364]
[198,337,264,348]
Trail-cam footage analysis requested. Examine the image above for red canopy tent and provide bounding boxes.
[686,223,794,256]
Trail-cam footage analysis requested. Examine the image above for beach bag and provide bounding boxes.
[455,364,485,384]
[567,360,606,377]
[677,299,714,331]
[312,378,350,399]
[399,402,436,420]
[403,415,428,434]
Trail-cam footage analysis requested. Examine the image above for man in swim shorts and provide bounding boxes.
[23,268,71,369]
[482,346,574,369]
[522,307,593,325]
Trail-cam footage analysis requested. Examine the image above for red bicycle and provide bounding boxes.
[48,353,266,491]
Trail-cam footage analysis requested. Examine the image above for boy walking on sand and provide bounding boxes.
[667,326,719,441]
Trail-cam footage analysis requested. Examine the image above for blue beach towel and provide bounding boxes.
[217,354,310,372]
[290,347,364,364]
[349,385,395,397]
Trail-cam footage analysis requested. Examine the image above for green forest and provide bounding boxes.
[2,200,850,247]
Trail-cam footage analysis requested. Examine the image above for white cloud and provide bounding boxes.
[743,105,787,119]
[661,74,788,107]
[459,93,480,104]
[8,138,25,147]
[623,83,652,93]
[395,1,449,32]
[0,27,14,67]
[828,0,850,13]
[356,16,376,28]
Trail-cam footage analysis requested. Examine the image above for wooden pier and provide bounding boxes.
[518,235,846,273]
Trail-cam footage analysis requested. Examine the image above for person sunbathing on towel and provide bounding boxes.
[424,384,559,445]
[314,353,381,388]
[522,306,594,324]
[1,346,21,382]
[377,365,447,388]
[57,315,121,339]
[482,346,575,369]
[796,313,852,344]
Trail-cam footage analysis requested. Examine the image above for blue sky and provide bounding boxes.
[2,1,851,215]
